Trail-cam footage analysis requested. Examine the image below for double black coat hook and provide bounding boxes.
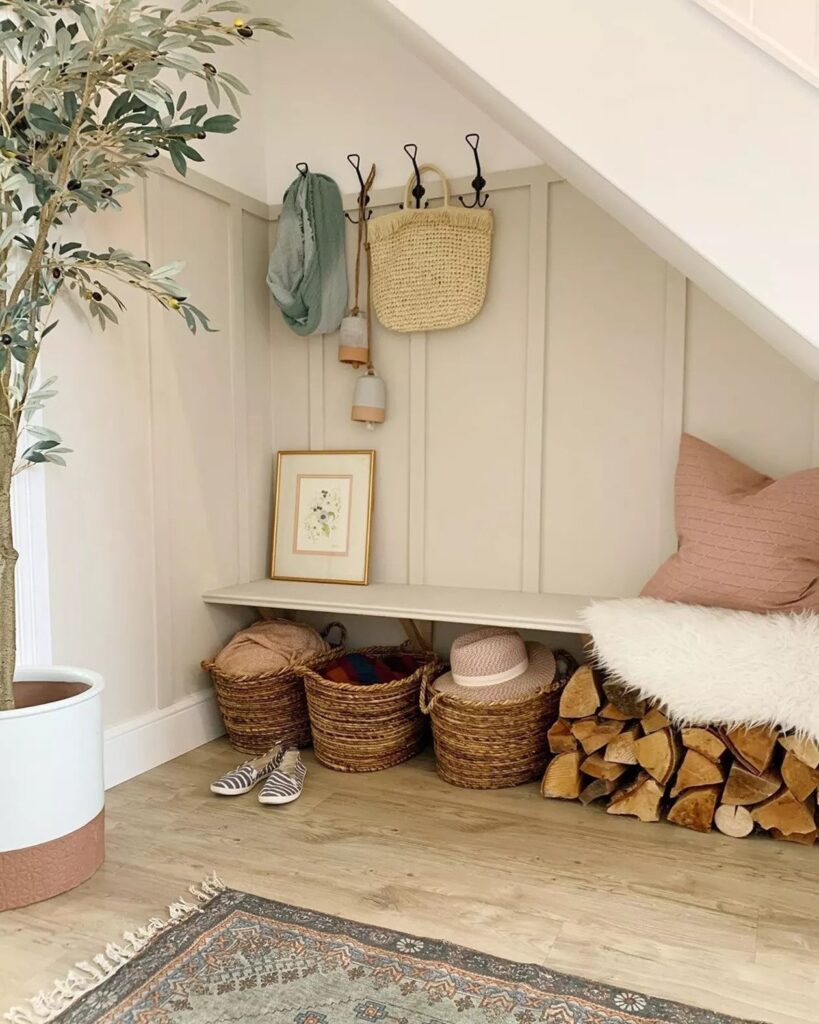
[295,161,309,178]
[345,153,375,224]
[459,133,489,208]
[399,143,428,209]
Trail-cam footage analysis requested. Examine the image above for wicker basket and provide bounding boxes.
[420,650,576,789]
[202,622,346,755]
[299,645,445,772]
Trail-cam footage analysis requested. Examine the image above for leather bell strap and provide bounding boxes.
[451,656,529,688]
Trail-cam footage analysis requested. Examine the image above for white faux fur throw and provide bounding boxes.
[582,597,819,744]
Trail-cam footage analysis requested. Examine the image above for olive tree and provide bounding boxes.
[0,0,283,710]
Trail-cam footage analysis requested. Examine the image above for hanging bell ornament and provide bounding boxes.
[339,312,369,368]
[351,367,386,429]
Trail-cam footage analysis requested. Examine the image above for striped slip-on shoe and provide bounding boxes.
[258,748,306,805]
[210,744,284,796]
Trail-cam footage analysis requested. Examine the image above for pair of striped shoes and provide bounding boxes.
[209,743,306,805]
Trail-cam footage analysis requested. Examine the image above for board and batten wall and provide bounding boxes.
[32,165,272,786]
[271,164,819,606]
[26,160,819,786]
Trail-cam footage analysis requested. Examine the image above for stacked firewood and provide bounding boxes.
[540,666,819,844]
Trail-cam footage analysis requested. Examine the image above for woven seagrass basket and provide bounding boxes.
[420,650,576,789]
[202,622,346,755]
[298,645,445,772]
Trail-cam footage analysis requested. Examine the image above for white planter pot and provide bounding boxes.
[0,666,105,911]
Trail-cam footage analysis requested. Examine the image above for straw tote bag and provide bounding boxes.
[368,163,493,333]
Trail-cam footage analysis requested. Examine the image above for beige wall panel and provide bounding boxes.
[43,186,158,728]
[424,186,530,590]
[243,211,275,578]
[542,182,668,598]
[320,324,411,585]
[150,177,244,703]
[684,285,816,477]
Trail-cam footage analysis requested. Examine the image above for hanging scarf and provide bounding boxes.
[266,172,348,336]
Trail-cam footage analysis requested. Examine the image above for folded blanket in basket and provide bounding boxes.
[583,597,819,744]
[324,652,421,686]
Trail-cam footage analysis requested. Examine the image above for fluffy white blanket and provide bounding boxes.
[582,598,819,744]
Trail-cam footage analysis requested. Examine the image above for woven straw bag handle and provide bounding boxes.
[403,163,451,210]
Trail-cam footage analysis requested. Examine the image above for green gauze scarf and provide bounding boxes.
[266,172,348,336]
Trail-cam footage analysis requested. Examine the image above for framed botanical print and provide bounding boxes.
[271,450,375,585]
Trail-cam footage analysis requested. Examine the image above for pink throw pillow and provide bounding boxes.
[642,434,819,613]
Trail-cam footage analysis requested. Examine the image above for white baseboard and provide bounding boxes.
[104,689,225,789]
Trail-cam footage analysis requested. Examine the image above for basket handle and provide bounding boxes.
[403,163,450,210]
[418,660,443,716]
[321,620,347,648]
[292,663,324,684]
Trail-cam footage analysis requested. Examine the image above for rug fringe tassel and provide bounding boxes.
[2,874,227,1024]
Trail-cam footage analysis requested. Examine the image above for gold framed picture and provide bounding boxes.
[271,450,375,585]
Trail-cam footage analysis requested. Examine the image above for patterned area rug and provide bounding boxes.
[5,877,762,1024]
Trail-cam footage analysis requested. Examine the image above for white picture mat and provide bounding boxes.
[272,452,374,584]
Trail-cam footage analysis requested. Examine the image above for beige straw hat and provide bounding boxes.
[433,627,556,703]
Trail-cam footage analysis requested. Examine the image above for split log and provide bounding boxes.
[641,707,670,735]
[604,724,641,766]
[714,804,754,838]
[607,772,663,822]
[670,749,725,797]
[547,718,578,755]
[601,680,646,718]
[771,828,817,846]
[724,724,778,775]
[681,727,726,764]
[634,727,681,786]
[559,666,602,719]
[752,789,816,836]
[779,735,819,770]
[599,702,632,721]
[581,753,628,782]
[571,716,624,755]
[578,777,621,805]
[667,785,720,833]
[540,751,584,800]
[721,763,780,806]
[781,750,819,802]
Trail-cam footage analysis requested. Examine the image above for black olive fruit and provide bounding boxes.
[203,62,216,75]
[196,131,206,140]
[67,178,81,191]
[237,26,253,38]
[91,291,103,302]
[51,268,61,280]
[1,334,12,346]
[123,61,135,72]
[147,150,160,159]
[101,187,113,198]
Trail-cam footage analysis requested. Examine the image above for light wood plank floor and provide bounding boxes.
[2,739,817,1022]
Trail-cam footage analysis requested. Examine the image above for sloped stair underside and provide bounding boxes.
[371,0,819,380]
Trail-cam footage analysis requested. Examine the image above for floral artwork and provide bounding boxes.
[294,475,352,556]
[272,451,374,584]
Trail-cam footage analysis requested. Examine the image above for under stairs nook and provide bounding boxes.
[2,3,819,1024]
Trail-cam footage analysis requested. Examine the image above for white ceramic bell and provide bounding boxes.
[339,314,369,367]
[351,368,386,429]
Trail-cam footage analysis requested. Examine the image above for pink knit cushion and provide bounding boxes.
[642,434,819,613]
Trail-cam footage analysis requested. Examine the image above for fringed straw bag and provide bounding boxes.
[202,622,346,755]
[420,650,577,789]
[298,645,445,772]
[367,164,493,332]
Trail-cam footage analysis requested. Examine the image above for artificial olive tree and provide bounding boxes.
[0,0,283,710]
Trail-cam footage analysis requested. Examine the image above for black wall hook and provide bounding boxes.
[459,133,488,208]
[345,153,375,224]
[400,143,428,209]
[296,161,309,178]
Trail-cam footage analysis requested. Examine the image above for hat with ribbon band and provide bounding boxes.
[433,626,556,703]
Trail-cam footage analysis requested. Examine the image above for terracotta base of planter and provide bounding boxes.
[0,809,105,911]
